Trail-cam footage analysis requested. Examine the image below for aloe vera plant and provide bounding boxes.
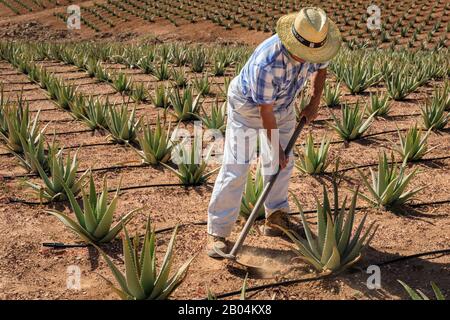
[193,74,211,96]
[162,139,218,185]
[295,133,331,174]
[47,174,140,243]
[93,61,111,82]
[0,85,9,136]
[112,72,133,94]
[357,152,425,207]
[366,93,391,117]
[218,77,230,99]
[189,48,206,73]
[81,97,109,130]
[169,44,188,66]
[395,124,434,161]
[170,68,188,88]
[106,105,141,144]
[169,87,202,121]
[52,80,77,110]
[385,67,421,100]
[0,101,42,154]
[14,130,54,174]
[421,97,449,130]
[294,92,311,121]
[98,216,194,300]
[153,62,170,81]
[240,166,265,219]
[131,82,148,103]
[196,99,226,132]
[69,94,87,120]
[330,102,375,141]
[133,115,173,165]
[434,81,449,111]
[280,185,377,273]
[212,58,226,76]
[27,148,88,202]
[322,82,341,107]
[332,54,381,94]
[151,85,171,108]
[137,55,154,74]
[398,280,445,300]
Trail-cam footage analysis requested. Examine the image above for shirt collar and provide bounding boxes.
[280,43,303,66]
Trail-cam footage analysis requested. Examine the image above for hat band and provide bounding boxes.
[291,25,327,48]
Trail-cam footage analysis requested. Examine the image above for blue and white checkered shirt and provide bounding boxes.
[235,34,329,111]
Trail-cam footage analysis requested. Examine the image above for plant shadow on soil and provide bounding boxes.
[86,238,124,271]
[220,243,449,299]
[353,136,384,147]
[384,204,448,222]
[416,158,448,170]
[343,247,450,299]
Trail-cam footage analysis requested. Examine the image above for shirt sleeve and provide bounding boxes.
[248,65,277,105]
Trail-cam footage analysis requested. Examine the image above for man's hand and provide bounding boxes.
[300,67,327,124]
[278,144,289,170]
[300,102,320,123]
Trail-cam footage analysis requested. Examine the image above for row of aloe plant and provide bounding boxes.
[42,169,194,300]
[29,41,239,96]
[0,54,196,294]
[330,48,448,99]
[1,44,223,192]
[1,68,446,301]
[0,68,195,298]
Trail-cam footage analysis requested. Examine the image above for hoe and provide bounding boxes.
[214,117,307,276]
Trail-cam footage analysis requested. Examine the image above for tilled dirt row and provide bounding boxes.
[0,57,449,300]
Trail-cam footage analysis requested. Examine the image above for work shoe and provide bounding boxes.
[206,234,228,258]
[263,210,291,237]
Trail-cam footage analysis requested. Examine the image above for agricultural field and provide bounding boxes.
[0,1,449,302]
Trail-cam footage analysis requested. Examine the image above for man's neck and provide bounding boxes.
[290,53,305,63]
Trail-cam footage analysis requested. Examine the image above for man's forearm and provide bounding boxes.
[260,104,277,141]
[309,68,327,107]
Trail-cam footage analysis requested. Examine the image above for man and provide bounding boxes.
[206,7,342,258]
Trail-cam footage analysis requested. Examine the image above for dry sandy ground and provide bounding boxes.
[0,55,449,300]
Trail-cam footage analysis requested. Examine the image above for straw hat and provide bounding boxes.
[277,7,342,63]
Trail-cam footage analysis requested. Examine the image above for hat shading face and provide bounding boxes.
[277,7,342,63]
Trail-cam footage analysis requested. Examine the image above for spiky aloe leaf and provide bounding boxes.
[421,97,450,131]
[47,172,139,243]
[106,104,141,144]
[122,225,146,299]
[295,133,331,174]
[195,99,226,132]
[169,87,202,121]
[280,184,376,273]
[133,115,173,165]
[330,102,375,141]
[357,152,425,207]
[97,216,193,300]
[397,280,445,300]
[162,138,219,185]
[395,124,434,162]
[240,165,265,219]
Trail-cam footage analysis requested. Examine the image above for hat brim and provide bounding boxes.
[276,13,342,64]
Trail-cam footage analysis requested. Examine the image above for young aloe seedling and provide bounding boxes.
[47,174,140,244]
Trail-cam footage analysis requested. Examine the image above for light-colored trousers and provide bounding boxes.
[207,78,296,238]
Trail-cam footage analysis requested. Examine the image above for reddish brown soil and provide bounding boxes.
[0,46,449,301]
[0,0,449,300]
[0,0,448,48]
